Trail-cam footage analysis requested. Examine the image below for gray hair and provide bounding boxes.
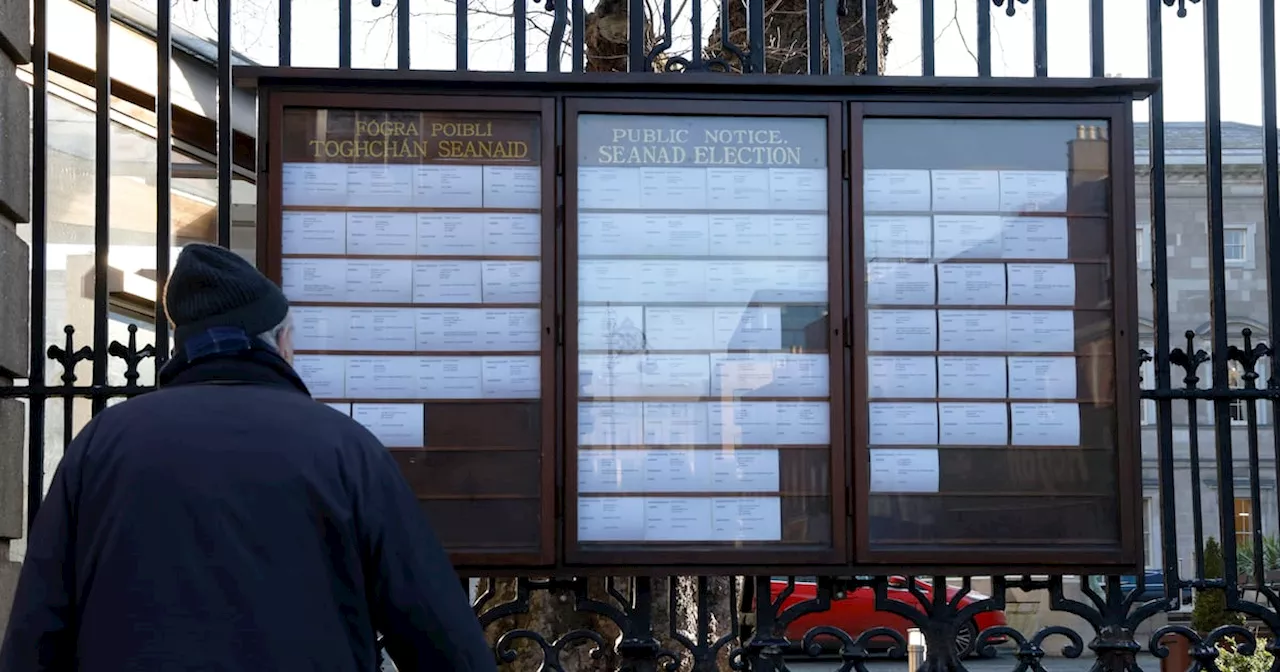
[255,309,293,353]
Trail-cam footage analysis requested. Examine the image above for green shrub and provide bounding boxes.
[1236,535,1280,576]
[1193,537,1245,635]
[1216,637,1273,672]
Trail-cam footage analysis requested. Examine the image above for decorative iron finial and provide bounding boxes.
[47,325,93,386]
[1168,330,1210,388]
[992,0,1030,17]
[1227,327,1271,388]
[107,324,157,388]
[1163,0,1201,19]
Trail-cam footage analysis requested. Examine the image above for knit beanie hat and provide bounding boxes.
[164,243,290,347]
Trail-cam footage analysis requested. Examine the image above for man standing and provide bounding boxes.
[0,244,496,671]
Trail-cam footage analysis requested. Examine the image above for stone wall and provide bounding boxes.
[0,0,30,635]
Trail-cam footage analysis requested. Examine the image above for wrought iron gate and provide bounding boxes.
[5,0,1280,670]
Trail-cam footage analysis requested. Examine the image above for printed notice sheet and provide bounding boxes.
[293,306,349,350]
[939,402,1009,445]
[868,310,937,352]
[938,310,1007,352]
[282,212,346,254]
[869,402,939,445]
[865,216,933,259]
[999,170,1068,213]
[937,264,1006,305]
[933,215,1003,260]
[578,449,646,493]
[1008,356,1078,399]
[1006,310,1075,352]
[294,355,345,398]
[1006,264,1076,306]
[864,169,932,213]
[932,170,1000,213]
[352,403,424,448]
[1011,402,1081,445]
[867,262,937,305]
[937,356,1007,398]
[868,356,938,398]
[870,448,940,493]
[578,496,647,541]
[1003,217,1069,260]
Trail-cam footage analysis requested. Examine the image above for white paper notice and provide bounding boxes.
[282,212,347,254]
[578,402,645,446]
[347,164,414,207]
[482,261,541,303]
[346,260,414,303]
[714,306,783,351]
[580,354,646,397]
[579,213,642,256]
[707,214,770,256]
[709,354,777,397]
[769,168,827,211]
[413,165,484,208]
[868,310,937,352]
[708,402,779,445]
[773,354,830,396]
[484,213,541,256]
[1006,310,1075,353]
[938,309,1008,352]
[865,216,932,259]
[579,305,646,351]
[1003,217,1070,260]
[482,309,541,350]
[578,496,646,541]
[579,167,641,209]
[416,213,484,256]
[937,264,1006,306]
[641,354,712,396]
[282,163,347,206]
[293,355,345,398]
[773,401,829,444]
[869,448,940,493]
[325,402,351,416]
[641,261,707,302]
[643,448,712,491]
[348,308,417,351]
[282,259,347,302]
[293,307,349,350]
[864,169,932,213]
[868,356,937,398]
[1007,264,1076,306]
[1008,356,1078,399]
[645,307,714,350]
[939,402,1009,445]
[645,498,714,541]
[346,212,416,255]
[416,356,486,399]
[352,403,424,448]
[712,497,782,541]
[867,262,937,305]
[643,403,711,446]
[482,356,540,398]
[641,167,708,209]
[1011,402,1081,445]
[416,310,484,351]
[709,450,780,492]
[482,165,541,209]
[640,214,711,256]
[933,215,1003,260]
[1000,170,1069,213]
[770,214,827,257]
[932,170,1001,212]
[412,261,483,304]
[706,168,771,211]
[869,402,938,445]
[578,449,646,493]
[937,356,1007,399]
[346,356,418,399]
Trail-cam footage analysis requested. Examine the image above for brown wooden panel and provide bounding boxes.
[395,450,541,498]
[935,448,1115,495]
[281,108,541,165]
[779,448,831,495]
[867,494,1119,545]
[423,401,540,448]
[1080,403,1117,451]
[781,496,832,544]
[1073,264,1109,309]
[1066,218,1110,259]
[423,498,541,551]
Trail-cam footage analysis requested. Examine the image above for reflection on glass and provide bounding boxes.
[574,113,832,547]
[862,118,1120,552]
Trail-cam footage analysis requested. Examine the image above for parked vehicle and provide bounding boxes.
[768,577,1008,659]
[1116,570,1192,604]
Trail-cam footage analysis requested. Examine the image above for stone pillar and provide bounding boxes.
[0,0,32,636]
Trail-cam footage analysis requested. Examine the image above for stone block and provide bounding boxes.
[0,553,19,639]
[0,0,30,65]
[0,59,29,224]
[0,222,27,380]
[0,399,22,540]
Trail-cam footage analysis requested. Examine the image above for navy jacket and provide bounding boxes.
[0,347,496,672]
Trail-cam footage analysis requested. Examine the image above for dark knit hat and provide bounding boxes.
[164,243,290,347]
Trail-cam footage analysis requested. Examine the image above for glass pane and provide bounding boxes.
[861,117,1121,554]
[278,107,546,558]
[573,113,833,550]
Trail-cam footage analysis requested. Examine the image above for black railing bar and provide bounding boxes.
[91,0,111,416]
[0,386,156,400]
[279,0,291,67]
[747,0,765,74]
[921,0,935,76]
[977,0,992,77]
[339,0,353,69]
[457,0,468,71]
[1261,0,1280,571]
[547,0,567,72]
[1088,0,1104,77]
[217,0,232,248]
[28,0,50,527]
[397,0,411,70]
[1203,0,1240,594]
[1186,397,1207,578]
[863,0,879,75]
[691,0,704,72]
[1032,0,1047,77]
[571,0,584,73]
[155,0,172,370]
[626,0,644,72]
[1246,397,1265,586]
[822,0,842,75]
[1141,388,1280,400]
[514,0,527,72]
[806,0,820,75]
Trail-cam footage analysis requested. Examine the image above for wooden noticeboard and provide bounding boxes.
[252,76,1149,574]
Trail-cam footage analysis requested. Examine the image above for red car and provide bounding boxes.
[768,577,1009,659]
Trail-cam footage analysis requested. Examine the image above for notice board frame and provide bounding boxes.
[247,72,1156,576]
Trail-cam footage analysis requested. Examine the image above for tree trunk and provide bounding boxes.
[707,0,896,74]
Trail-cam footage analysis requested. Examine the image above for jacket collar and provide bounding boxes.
[158,327,311,396]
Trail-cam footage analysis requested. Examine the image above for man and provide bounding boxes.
[0,244,496,671]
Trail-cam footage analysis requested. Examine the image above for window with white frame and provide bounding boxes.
[1140,345,1155,425]
[1144,497,1155,568]
[1136,225,1149,266]
[1224,226,1250,263]
[1228,355,1270,425]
